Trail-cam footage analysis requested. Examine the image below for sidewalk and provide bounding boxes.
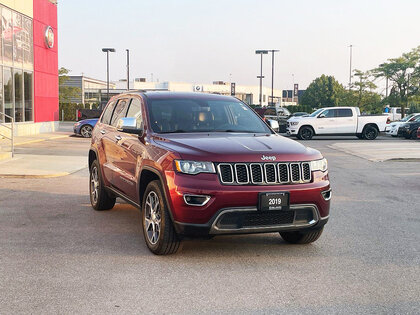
[0,130,89,178]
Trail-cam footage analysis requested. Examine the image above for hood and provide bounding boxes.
[152,133,322,162]
[287,116,315,123]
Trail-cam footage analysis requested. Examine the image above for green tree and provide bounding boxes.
[371,46,420,117]
[300,75,345,108]
[59,67,81,104]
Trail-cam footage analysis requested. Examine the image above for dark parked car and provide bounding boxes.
[254,106,291,133]
[73,118,99,138]
[89,92,331,255]
[397,115,420,139]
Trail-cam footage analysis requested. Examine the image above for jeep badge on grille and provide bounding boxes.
[261,155,276,161]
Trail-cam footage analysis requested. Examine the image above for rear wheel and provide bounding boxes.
[80,125,93,138]
[142,180,180,255]
[298,126,314,140]
[362,125,378,140]
[89,160,116,210]
[280,228,324,244]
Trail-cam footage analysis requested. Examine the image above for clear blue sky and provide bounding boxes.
[58,0,420,91]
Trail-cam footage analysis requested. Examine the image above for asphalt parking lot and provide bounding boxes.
[0,134,419,314]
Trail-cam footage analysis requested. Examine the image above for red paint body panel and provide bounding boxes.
[33,0,58,123]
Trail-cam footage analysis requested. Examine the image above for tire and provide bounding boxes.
[356,134,364,139]
[362,125,378,140]
[142,180,180,255]
[280,228,324,244]
[80,125,93,138]
[89,160,116,211]
[298,126,314,140]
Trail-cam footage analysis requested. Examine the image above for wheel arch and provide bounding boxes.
[298,125,316,135]
[362,123,379,132]
[88,149,97,170]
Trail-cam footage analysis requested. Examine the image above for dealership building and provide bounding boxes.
[0,0,58,137]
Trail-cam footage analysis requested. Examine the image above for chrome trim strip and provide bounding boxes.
[183,194,211,207]
[210,204,320,234]
[321,188,332,201]
[320,215,330,220]
[264,163,277,184]
[234,163,250,184]
[250,163,264,184]
[217,163,234,184]
[290,163,301,183]
[277,163,290,183]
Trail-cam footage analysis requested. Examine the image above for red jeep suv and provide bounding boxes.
[89,91,331,255]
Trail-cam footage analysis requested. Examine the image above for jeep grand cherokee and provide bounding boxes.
[89,91,331,255]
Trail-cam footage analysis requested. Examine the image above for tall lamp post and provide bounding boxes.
[348,44,353,89]
[268,50,279,105]
[256,50,268,106]
[102,48,116,104]
[126,49,130,90]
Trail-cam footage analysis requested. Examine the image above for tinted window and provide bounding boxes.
[110,99,130,127]
[264,108,277,116]
[101,100,116,125]
[337,109,353,117]
[320,109,336,118]
[147,98,271,134]
[396,108,401,114]
[126,98,143,129]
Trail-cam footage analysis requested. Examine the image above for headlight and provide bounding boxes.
[174,160,216,175]
[74,122,81,127]
[289,121,299,125]
[310,158,328,172]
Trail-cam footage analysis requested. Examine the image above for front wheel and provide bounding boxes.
[298,126,314,140]
[362,126,378,140]
[80,125,93,138]
[280,228,324,244]
[89,160,116,210]
[142,180,180,255]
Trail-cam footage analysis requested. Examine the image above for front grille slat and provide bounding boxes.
[217,162,313,185]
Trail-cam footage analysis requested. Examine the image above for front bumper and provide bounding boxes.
[397,128,410,137]
[165,170,331,236]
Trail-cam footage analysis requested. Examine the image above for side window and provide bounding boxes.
[337,109,353,117]
[110,99,130,127]
[126,98,143,129]
[396,108,401,114]
[100,100,116,125]
[321,109,336,118]
[265,108,276,116]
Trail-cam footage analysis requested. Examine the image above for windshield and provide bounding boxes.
[147,98,272,134]
[309,108,324,117]
[401,114,414,122]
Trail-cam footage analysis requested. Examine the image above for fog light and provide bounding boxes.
[183,194,211,206]
[321,189,332,201]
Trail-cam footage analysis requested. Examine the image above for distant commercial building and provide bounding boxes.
[61,75,115,105]
[0,0,58,136]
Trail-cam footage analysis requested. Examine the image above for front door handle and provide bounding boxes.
[100,130,106,135]
[115,135,122,141]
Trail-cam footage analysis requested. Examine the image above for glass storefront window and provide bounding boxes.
[2,8,13,66]
[13,12,23,67]
[14,69,23,122]
[3,67,13,122]
[23,17,33,70]
[0,66,3,122]
[24,71,33,121]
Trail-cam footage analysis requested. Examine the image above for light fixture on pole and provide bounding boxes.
[255,50,268,106]
[102,48,116,104]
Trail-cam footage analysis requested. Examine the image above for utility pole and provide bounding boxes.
[268,50,279,106]
[255,50,268,106]
[292,73,295,102]
[385,77,389,98]
[349,44,353,90]
[126,49,130,90]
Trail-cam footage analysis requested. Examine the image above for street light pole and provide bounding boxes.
[126,49,130,90]
[349,44,353,89]
[255,50,268,106]
[102,48,116,104]
[268,50,279,106]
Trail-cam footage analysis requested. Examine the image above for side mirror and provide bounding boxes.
[318,113,326,118]
[116,117,143,135]
[267,119,279,132]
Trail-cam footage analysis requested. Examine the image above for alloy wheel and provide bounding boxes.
[81,125,93,138]
[90,166,99,204]
[144,191,161,245]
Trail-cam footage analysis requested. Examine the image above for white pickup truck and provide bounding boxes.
[286,107,389,140]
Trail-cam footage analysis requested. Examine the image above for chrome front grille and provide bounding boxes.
[217,162,311,185]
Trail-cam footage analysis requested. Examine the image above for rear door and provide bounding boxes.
[334,108,356,133]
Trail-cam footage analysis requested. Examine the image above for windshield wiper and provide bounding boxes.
[160,129,187,134]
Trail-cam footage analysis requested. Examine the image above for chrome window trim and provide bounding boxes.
[250,163,264,184]
[217,163,234,184]
[234,163,249,184]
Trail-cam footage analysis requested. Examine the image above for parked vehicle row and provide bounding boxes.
[397,115,420,139]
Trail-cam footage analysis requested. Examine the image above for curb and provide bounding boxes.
[0,172,70,179]
[14,135,70,146]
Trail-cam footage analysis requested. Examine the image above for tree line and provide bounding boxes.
[299,46,420,116]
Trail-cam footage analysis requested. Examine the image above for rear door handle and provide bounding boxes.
[100,130,106,135]
[115,135,122,141]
